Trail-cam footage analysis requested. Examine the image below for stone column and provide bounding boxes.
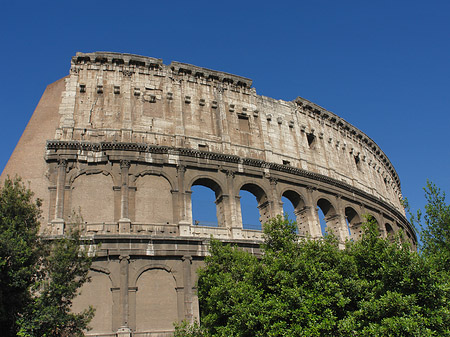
[335,195,350,243]
[52,159,67,235]
[269,177,282,216]
[177,165,191,236]
[305,187,322,238]
[222,170,241,239]
[295,206,312,236]
[117,255,132,336]
[182,255,194,323]
[119,160,131,234]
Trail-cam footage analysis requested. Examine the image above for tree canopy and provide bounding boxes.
[177,212,450,336]
[0,177,94,337]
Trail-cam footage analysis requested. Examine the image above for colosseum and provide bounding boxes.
[1,52,416,336]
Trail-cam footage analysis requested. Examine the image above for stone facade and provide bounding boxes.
[1,52,416,336]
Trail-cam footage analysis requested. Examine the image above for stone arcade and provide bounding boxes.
[1,52,416,336]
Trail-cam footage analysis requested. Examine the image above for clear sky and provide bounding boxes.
[1,0,449,228]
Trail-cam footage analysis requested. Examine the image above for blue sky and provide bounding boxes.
[1,0,449,228]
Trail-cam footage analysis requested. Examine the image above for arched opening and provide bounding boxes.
[317,198,337,237]
[282,190,306,235]
[240,183,269,231]
[385,223,395,236]
[281,196,298,234]
[385,223,395,242]
[191,178,223,227]
[345,207,362,239]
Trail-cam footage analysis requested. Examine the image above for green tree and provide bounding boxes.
[191,215,450,337]
[0,177,42,336]
[0,177,94,337]
[16,227,95,337]
[411,181,450,270]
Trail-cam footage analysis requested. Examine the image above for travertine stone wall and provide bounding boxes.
[57,52,402,212]
[1,52,416,336]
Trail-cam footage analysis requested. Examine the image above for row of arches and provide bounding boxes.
[53,163,409,242]
[191,182,366,238]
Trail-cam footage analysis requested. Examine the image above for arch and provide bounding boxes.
[239,182,268,203]
[281,189,307,234]
[316,197,338,236]
[345,206,363,239]
[134,174,174,224]
[190,177,225,227]
[189,176,224,198]
[281,189,306,211]
[239,183,270,230]
[70,172,115,224]
[135,267,178,332]
[132,263,178,288]
[67,166,118,187]
[132,169,176,190]
[385,223,395,236]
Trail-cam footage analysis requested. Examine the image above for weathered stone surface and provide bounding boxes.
[1,52,416,335]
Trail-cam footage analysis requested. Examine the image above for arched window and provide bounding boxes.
[345,207,362,239]
[239,183,269,231]
[240,190,261,230]
[317,198,337,237]
[191,178,223,227]
[281,190,306,234]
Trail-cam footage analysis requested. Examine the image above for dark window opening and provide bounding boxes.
[307,133,316,148]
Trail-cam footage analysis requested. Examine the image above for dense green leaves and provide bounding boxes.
[0,177,42,336]
[411,181,450,271]
[0,177,94,337]
[189,215,450,337]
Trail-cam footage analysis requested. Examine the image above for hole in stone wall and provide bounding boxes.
[318,207,327,236]
[240,190,261,230]
[282,196,299,234]
[191,185,218,227]
[317,198,337,236]
[307,132,316,148]
[345,207,361,238]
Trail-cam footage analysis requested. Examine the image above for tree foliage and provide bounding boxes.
[410,181,450,270]
[183,215,450,337]
[0,177,42,336]
[0,177,94,337]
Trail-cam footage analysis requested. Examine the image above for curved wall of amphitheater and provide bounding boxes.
[1,52,416,336]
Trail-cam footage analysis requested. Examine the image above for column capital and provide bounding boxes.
[119,255,130,262]
[57,158,67,168]
[120,160,131,169]
[182,255,192,262]
[177,164,186,173]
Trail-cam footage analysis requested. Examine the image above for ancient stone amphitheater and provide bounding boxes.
[1,52,416,336]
